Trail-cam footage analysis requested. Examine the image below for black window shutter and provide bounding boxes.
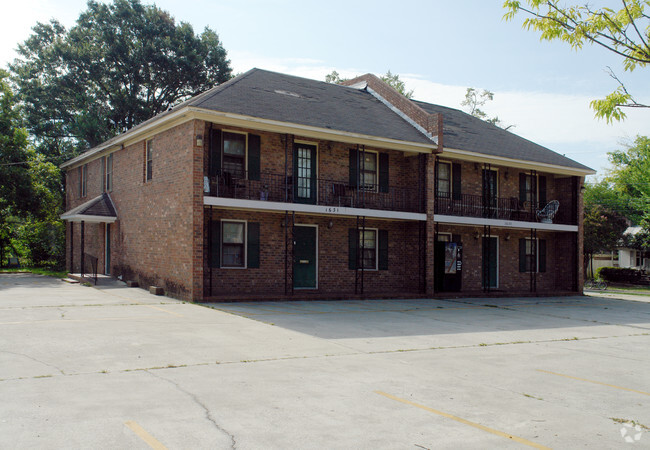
[349,148,359,188]
[348,228,357,270]
[379,153,389,193]
[378,230,389,270]
[247,222,260,268]
[519,173,526,203]
[539,176,547,205]
[101,157,106,192]
[209,129,222,177]
[519,238,527,272]
[248,134,261,181]
[539,239,546,273]
[211,220,221,268]
[452,163,462,200]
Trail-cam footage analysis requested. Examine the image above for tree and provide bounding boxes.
[503,0,649,123]
[325,70,414,98]
[10,0,232,162]
[0,70,38,266]
[582,180,629,277]
[606,135,650,225]
[461,88,514,130]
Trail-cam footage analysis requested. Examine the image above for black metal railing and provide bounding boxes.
[434,192,574,225]
[206,170,423,213]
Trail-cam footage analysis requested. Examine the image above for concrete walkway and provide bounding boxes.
[1,273,649,449]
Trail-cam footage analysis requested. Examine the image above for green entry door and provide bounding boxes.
[482,236,498,289]
[293,226,317,289]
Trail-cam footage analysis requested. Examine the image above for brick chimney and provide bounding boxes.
[342,74,443,151]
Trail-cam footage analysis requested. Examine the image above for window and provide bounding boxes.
[79,164,87,197]
[222,221,245,268]
[523,238,537,272]
[105,153,113,192]
[519,238,546,273]
[359,151,378,191]
[223,132,246,178]
[436,233,451,242]
[145,140,153,181]
[521,174,536,203]
[359,228,377,270]
[437,162,451,198]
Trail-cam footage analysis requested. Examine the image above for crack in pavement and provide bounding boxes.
[145,369,236,449]
[1,350,66,375]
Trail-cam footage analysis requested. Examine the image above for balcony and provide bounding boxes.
[206,170,423,214]
[434,193,576,226]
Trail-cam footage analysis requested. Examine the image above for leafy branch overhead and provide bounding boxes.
[503,0,649,122]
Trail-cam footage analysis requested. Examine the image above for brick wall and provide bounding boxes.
[204,208,423,298]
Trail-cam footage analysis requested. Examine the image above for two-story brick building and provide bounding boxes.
[60,69,594,301]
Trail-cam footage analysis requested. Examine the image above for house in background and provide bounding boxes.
[617,226,649,271]
[60,69,594,301]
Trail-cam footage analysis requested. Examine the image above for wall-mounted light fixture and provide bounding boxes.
[504,169,509,180]
[196,134,203,147]
[327,219,334,229]
[474,231,480,240]
[580,184,586,193]
[505,233,511,241]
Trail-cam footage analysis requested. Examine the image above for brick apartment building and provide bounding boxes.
[60,69,594,301]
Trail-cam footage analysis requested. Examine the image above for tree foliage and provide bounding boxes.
[503,0,649,123]
[461,88,514,130]
[10,0,232,161]
[325,70,414,98]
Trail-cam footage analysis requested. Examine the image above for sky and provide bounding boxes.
[1,0,648,178]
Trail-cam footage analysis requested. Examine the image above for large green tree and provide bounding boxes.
[10,0,232,162]
[582,179,629,277]
[504,0,649,123]
[0,70,38,265]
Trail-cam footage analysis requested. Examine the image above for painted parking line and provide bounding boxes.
[537,369,650,396]
[125,421,168,450]
[375,391,550,449]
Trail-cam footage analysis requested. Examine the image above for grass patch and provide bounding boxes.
[611,418,650,431]
[0,267,68,279]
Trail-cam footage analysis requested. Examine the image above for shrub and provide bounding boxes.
[597,267,647,284]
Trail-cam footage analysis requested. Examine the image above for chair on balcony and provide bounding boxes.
[332,183,353,207]
[536,200,560,223]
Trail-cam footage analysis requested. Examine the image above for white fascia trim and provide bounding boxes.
[434,214,578,232]
[441,147,596,176]
[60,107,192,169]
[204,197,427,221]
[188,107,436,153]
[60,214,117,223]
[364,86,437,142]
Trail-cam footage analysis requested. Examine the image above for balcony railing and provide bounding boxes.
[435,192,576,225]
[205,170,423,213]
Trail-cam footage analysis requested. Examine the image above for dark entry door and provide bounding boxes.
[294,144,317,204]
[482,236,498,289]
[293,226,317,288]
[434,236,462,292]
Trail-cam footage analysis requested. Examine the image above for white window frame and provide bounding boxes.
[105,153,113,192]
[222,130,248,178]
[359,227,378,271]
[145,139,153,182]
[79,164,87,198]
[436,161,452,198]
[221,219,247,269]
[523,237,540,273]
[358,149,379,193]
[522,173,539,204]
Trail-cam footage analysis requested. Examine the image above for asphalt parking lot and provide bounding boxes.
[1,273,649,449]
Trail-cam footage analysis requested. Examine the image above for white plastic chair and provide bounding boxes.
[536,200,559,223]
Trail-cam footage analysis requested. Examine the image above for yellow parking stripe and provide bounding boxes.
[125,421,168,450]
[537,369,650,396]
[375,391,550,449]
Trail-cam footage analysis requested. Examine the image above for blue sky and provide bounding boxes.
[2,0,648,176]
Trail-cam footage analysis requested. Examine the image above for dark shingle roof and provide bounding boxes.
[413,101,592,171]
[186,69,433,145]
[61,193,117,221]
